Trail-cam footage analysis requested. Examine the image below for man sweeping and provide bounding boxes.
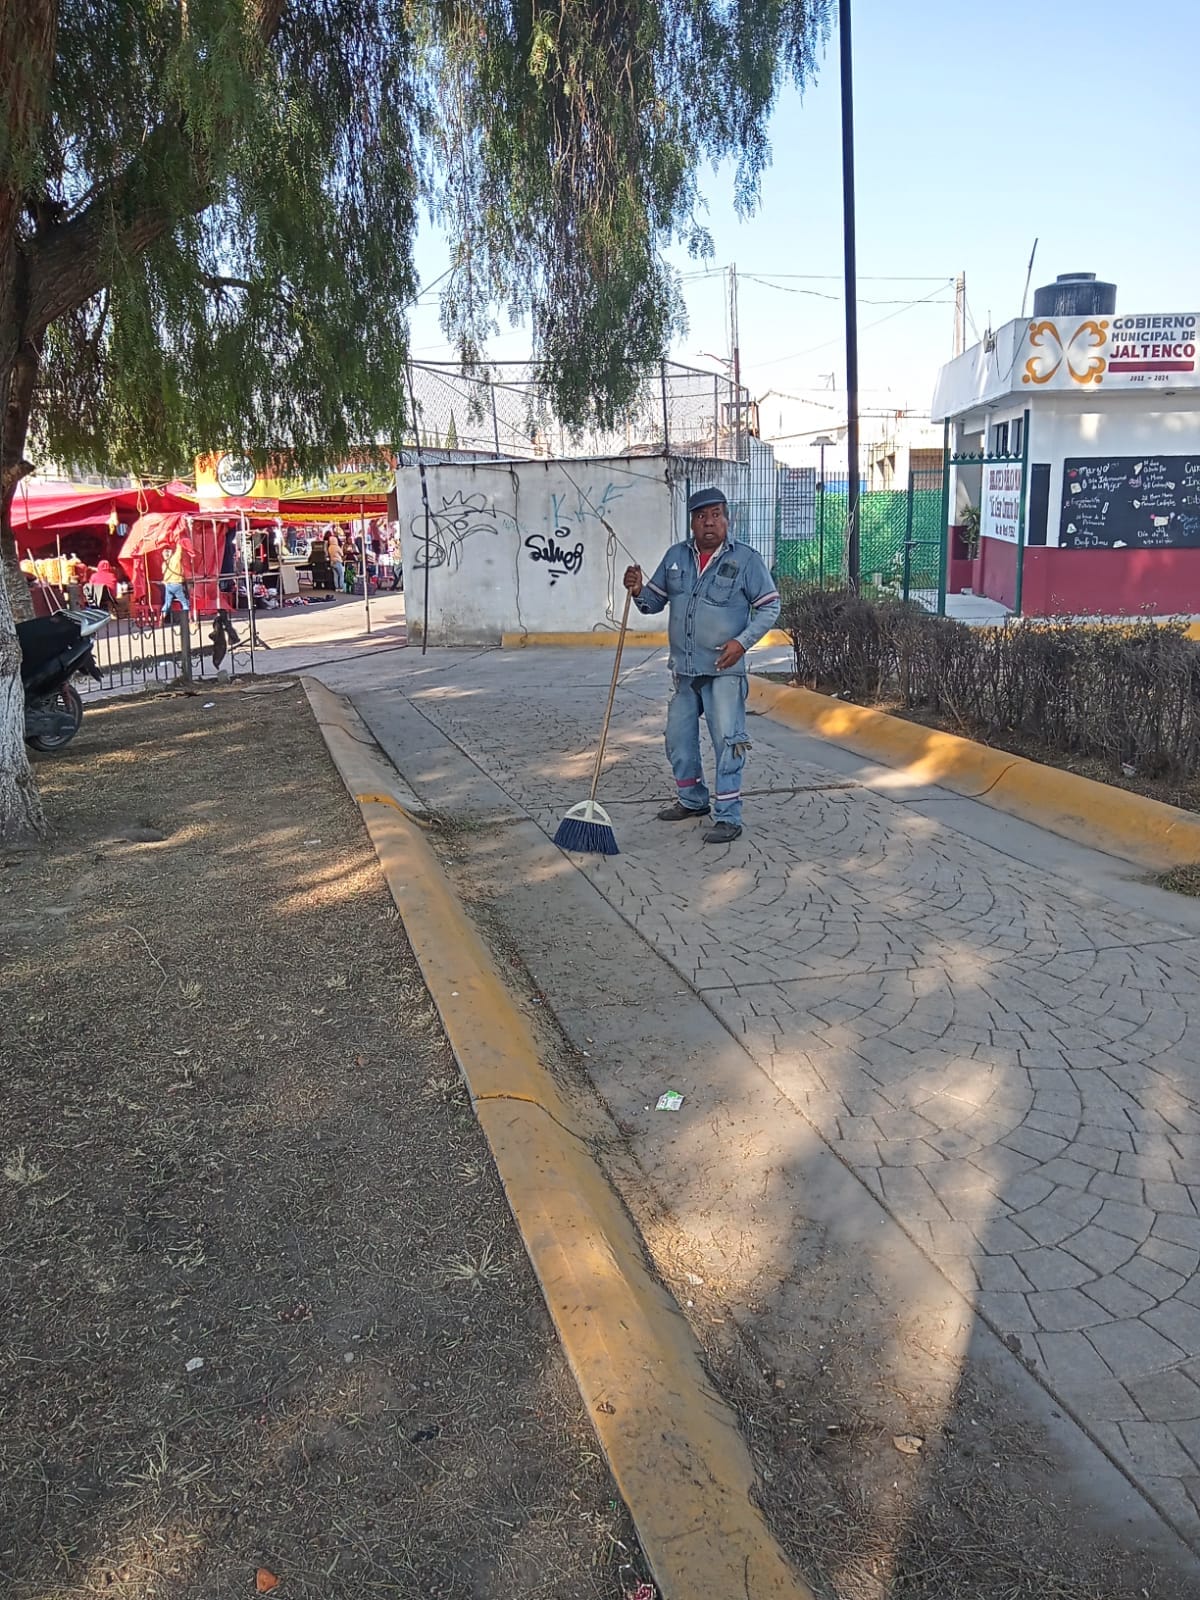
[624,487,781,844]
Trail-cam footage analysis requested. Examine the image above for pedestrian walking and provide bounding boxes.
[623,487,780,843]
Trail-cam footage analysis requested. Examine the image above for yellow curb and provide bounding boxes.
[748,676,1200,872]
[303,678,814,1600]
[502,630,669,648]
[501,628,790,649]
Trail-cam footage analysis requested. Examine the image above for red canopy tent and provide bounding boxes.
[9,481,198,549]
[118,511,231,618]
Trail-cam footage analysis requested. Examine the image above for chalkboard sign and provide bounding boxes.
[1060,455,1200,550]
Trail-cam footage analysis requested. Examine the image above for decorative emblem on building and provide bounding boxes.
[1022,319,1109,387]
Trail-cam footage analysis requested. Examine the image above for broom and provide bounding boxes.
[552,589,632,855]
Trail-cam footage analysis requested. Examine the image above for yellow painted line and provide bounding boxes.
[501,628,791,649]
[748,676,1200,872]
[304,678,815,1600]
[502,629,669,648]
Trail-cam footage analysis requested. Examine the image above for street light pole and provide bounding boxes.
[839,0,861,591]
[812,434,837,587]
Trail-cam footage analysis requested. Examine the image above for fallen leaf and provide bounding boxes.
[892,1434,924,1455]
[256,1570,278,1592]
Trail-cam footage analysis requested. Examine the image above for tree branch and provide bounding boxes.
[23,0,288,339]
[202,274,258,293]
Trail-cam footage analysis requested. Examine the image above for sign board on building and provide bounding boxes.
[1059,456,1200,549]
[214,453,257,496]
[981,461,1022,543]
[1023,315,1198,391]
[933,312,1200,419]
[1107,316,1198,380]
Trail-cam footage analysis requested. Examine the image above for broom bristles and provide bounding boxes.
[552,798,619,856]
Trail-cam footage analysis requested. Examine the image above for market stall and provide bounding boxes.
[118,511,234,621]
[9,481,199,614]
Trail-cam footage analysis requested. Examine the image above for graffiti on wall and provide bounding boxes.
[411,477,631,584]
[524,529,584,582]
[411,491,515,571]
[520,481,629,583]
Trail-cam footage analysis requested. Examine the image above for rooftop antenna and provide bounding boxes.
[1019,237,1039,320]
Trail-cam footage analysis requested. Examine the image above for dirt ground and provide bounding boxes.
[0,684,644,1600]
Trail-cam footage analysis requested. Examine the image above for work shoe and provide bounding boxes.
[657,800,710,821]
[703,821,743,845]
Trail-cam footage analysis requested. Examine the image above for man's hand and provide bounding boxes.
[715,639,746,671]
[623,564,644,597]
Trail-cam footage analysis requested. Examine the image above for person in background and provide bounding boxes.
[376,539,393,588]
[326,529,344,594]
[86,558,120,609]
[160,530,193,624]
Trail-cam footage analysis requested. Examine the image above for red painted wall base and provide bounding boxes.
[978,537,1018,610]
[1021,548,1200,619]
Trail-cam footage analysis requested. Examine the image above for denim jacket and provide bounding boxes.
[634,535,781,677]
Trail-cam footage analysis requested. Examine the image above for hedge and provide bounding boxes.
[778,585,1200,778]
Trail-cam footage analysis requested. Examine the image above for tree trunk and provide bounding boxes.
[0,342,43,839]
[0,0,58,841]
[0,361,42,843]
[2,345,38,623]
[1,524,29,615]
[0,584,41,842]
[0,390,42,839]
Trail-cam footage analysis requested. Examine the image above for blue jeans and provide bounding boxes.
[665,674,751,826]
[331,561,345,592]
[161,582,189,615]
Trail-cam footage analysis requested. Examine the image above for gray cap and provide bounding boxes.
[687,486,728,514]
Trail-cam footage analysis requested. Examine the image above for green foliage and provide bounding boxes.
[779,584,1200,777]
[9,0,832,476]
[24,0,423,474]
[431,0,832,426]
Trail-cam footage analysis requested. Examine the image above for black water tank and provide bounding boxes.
[1032,272,1117,318]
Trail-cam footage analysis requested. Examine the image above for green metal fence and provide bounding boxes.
[774,465,947,610]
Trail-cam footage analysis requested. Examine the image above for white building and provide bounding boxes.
[932,273,1200,616]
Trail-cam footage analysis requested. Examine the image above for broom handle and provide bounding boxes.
[588,587,633,805]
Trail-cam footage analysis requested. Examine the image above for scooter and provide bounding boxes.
[19,606,109,752]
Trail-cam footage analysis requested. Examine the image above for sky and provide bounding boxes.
[404,0,1200,460]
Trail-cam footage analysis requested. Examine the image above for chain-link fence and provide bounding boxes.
[775,464,946,610]
[404,359,750,463]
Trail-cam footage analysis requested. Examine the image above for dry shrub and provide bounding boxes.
[779,583,1200,778]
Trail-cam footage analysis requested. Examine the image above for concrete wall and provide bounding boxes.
[396,454,688,644]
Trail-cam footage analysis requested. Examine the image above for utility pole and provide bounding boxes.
[728,261,741,393]
[954,272,966,357]
[838,0,861,590]
[727,262,743,451]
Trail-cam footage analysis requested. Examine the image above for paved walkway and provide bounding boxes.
[312,641,1200,1565]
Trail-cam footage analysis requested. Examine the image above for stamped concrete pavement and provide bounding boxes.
[313,641,1200,1570]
